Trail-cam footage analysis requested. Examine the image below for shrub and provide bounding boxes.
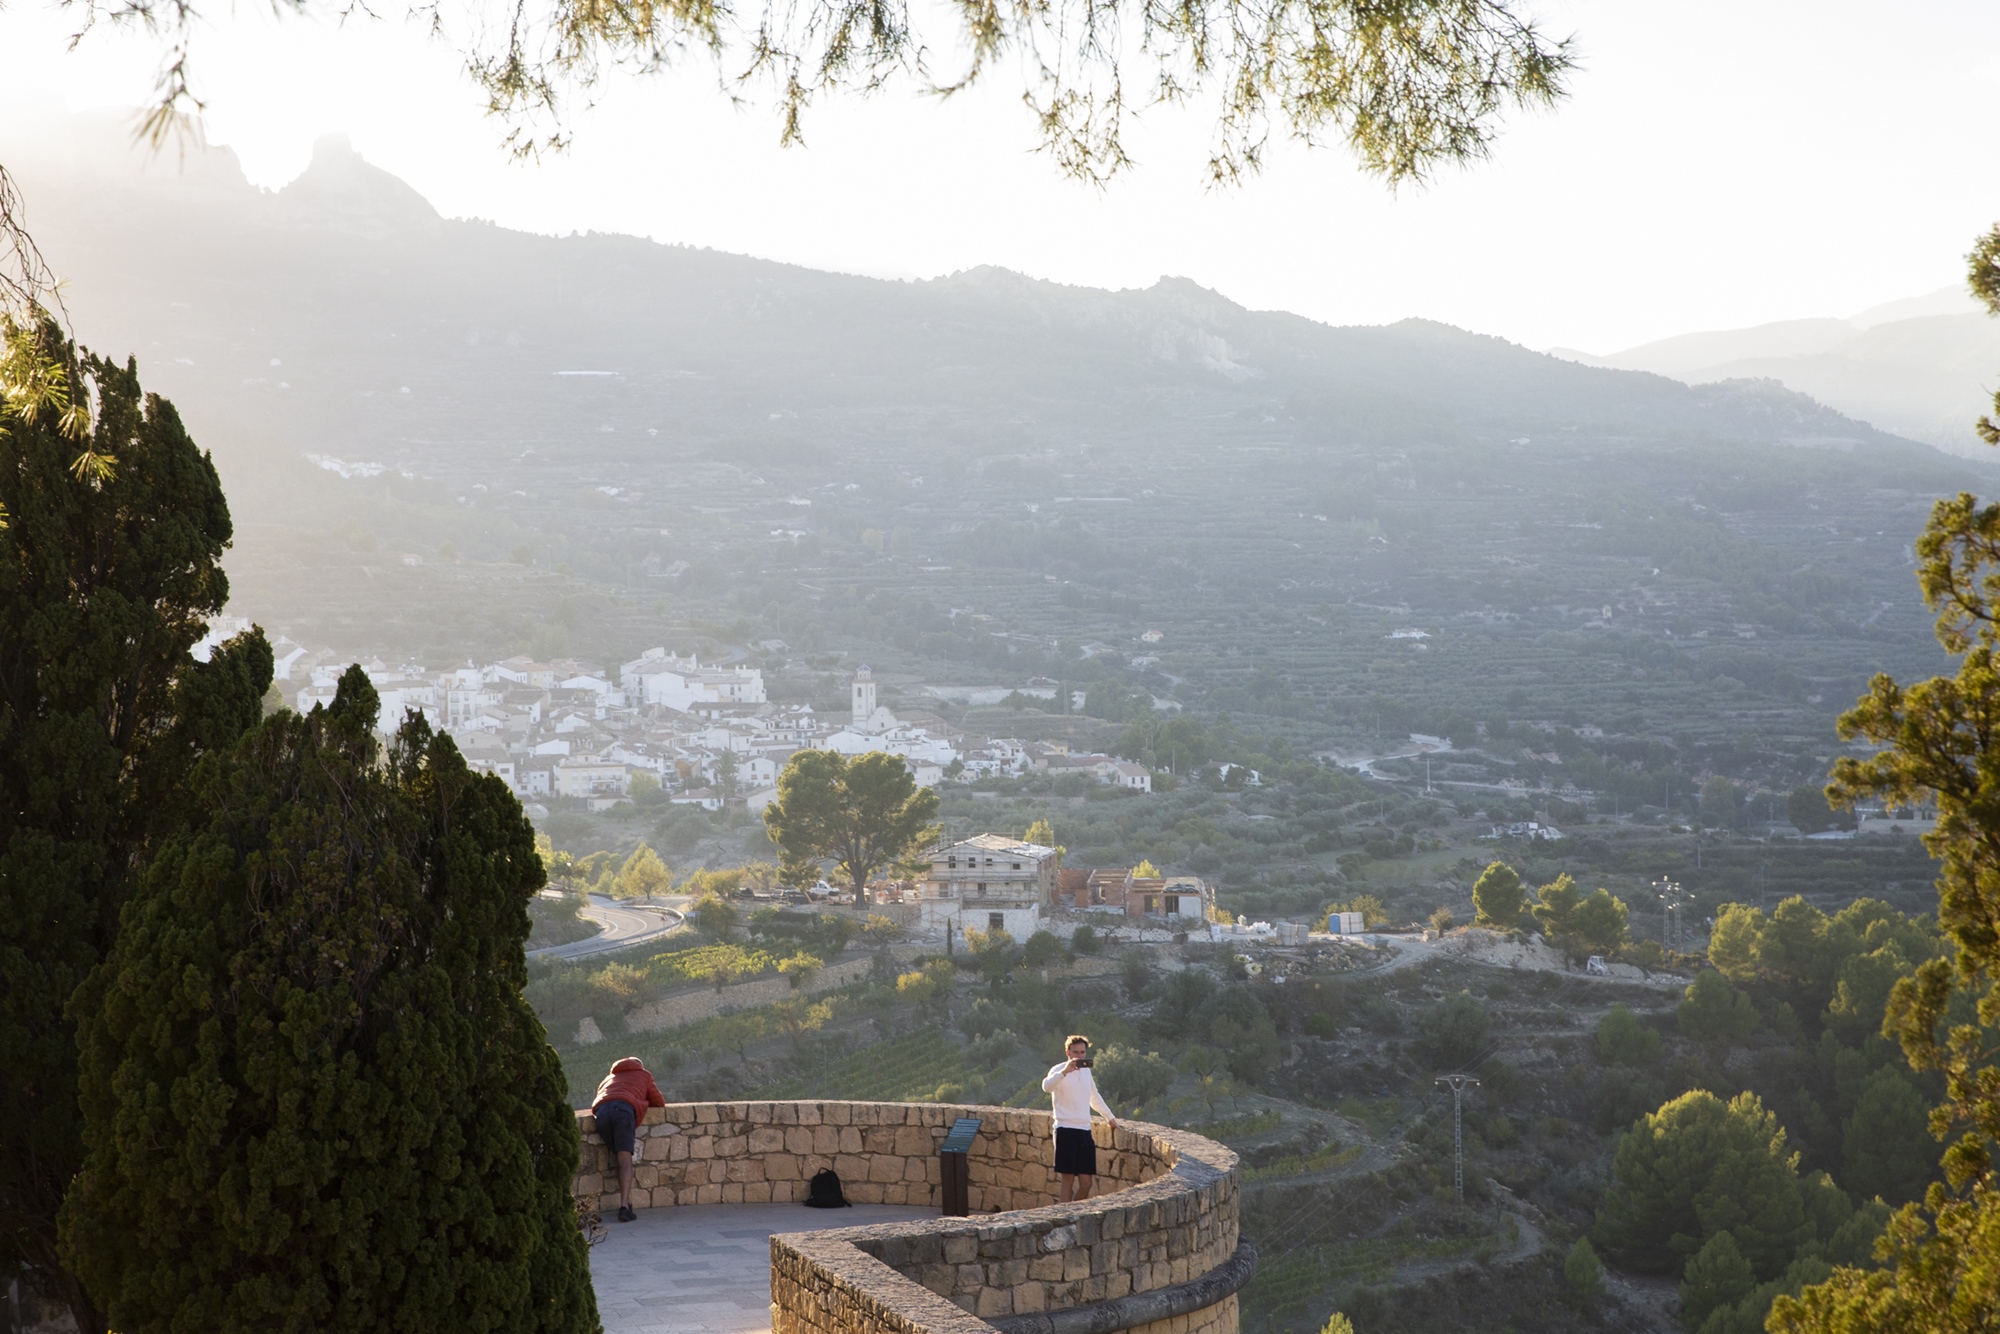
[1095,1045,1175,1107]
[1596,1004,1663,1066]
[1564,1237,1605,1298]
[1071,924,1102,955]
[1416,991,1491,1069]
[1022,930,1069,969]
[966,1029,1019,1066]
[690,891,738,939]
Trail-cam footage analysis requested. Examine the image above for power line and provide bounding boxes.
[1435,1074,1480,1200]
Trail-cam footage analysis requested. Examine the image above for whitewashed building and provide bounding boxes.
[621,648,767,712]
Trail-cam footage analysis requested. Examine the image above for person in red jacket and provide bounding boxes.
[593,1056,666,1221]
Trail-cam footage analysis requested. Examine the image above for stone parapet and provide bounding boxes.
[571,1101,1242,1334]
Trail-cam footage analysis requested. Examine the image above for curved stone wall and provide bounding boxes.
[570,1101,1242,1334]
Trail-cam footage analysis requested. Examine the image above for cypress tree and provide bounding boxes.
[60,671,600,1333]
[0,320,268,1329]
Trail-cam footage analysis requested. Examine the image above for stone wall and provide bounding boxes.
[572,1102,1162,1212]
[572,1101,1241,1334]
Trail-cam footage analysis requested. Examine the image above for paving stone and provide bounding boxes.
[590,1201,935,1334]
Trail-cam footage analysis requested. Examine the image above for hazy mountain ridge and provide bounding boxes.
[5,113,1919,500]
[1552,289,2000,455]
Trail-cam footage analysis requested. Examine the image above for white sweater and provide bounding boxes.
[1042,1061,1116,1130]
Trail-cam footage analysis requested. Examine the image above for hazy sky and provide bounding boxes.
[3,0,1997,351]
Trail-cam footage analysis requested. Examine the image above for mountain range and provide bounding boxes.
[1552,288,2000,457]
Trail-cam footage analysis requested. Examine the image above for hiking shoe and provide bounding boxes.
[617,1205,636,1222]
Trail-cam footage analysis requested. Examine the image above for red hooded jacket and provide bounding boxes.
[593,1057,666,1121]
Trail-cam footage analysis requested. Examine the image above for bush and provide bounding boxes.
[1564,1237,1605,1298]
[1022,930,1069,969]
[1095,1045,1175,1107]
[1070,924,1102,956]
[690,892,739,939]
[1416,991,1491,1069]
[966,1029,1019,1066]
[964,995,1014,1039]
[1304,1012,1339,1039]
[1596,1004,1663,1066]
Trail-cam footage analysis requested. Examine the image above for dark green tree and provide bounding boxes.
[1531,874,1629,960]
[58,671,598,1333]
[1,322,269,1330]
[1564,1236,1605,1298]
[1681,1230,1758,1329]
[1417,990,1491,1069]
[763,749,939,902]
[1679,970,1759,1042]
[1470,860,1524,928]
[1595,1089,1812,1279]
[1841,1067,1936,1207]
[1597,1004,1663,1066]
[1787,783,1842,835]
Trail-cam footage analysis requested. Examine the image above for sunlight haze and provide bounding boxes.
[3,0,1997,351]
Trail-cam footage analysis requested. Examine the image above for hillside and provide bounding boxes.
[5,112,1994,805]
[1553,288,2000,456]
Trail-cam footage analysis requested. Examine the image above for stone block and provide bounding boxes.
[726,1157,766,1183]
[750,1127,786,1154]
[767,1154,800,1181]
[840,1127,865,1154]
[974,1288,1013,1318]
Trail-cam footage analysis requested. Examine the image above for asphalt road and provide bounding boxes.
[530,894,687,961]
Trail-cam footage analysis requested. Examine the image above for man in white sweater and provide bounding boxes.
[1042,1034,1120,1202]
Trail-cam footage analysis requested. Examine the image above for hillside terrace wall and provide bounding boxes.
[571,1102,1243,1334]
[604,947,926,1042]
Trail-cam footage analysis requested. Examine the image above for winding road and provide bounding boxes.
[530,894,688,961]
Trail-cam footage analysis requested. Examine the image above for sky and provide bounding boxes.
[2,0,1997,351]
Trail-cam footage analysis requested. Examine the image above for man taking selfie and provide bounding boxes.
[1041,1034,1120,1202]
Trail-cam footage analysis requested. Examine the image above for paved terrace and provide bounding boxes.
[573,1101,1250,1334]
[591,1201,933,1334]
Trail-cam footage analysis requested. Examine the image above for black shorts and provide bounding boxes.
[594,1099,637,1155]
[1055,1126,1097,1176]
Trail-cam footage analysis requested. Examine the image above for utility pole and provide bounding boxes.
[1435,1075,1480,1200]
[1653,877,1685,949]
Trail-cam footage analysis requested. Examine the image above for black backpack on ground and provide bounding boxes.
[804,1168,850,1208]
